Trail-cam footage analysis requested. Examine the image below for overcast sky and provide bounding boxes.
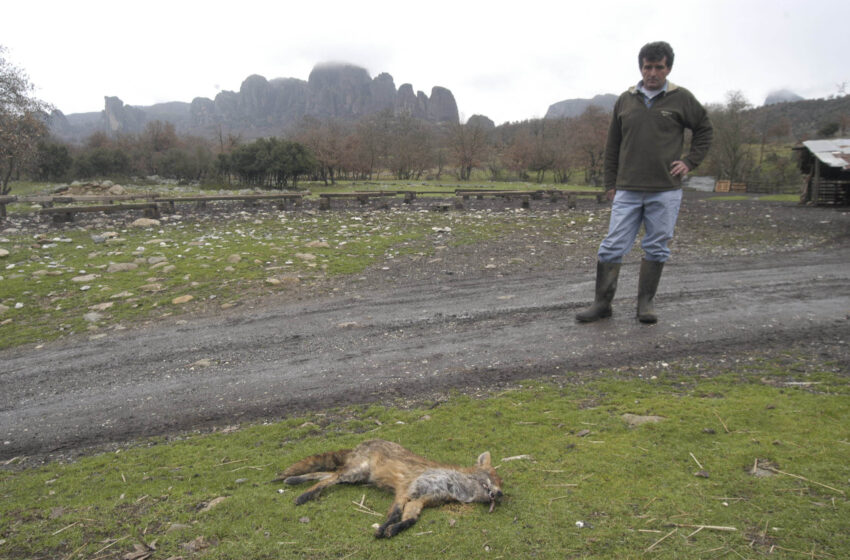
[4,0,849,125]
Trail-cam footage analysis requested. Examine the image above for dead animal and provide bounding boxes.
[274,438,503,538]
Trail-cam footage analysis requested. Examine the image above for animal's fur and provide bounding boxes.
[275,439,503,538]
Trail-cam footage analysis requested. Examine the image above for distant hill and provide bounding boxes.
[542,89,849,141]
[48,63,459,143]
[743,94,850,140]
[544,94,617,119]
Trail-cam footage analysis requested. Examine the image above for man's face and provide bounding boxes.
[640,57,671,90]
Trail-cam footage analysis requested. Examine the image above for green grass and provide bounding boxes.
[1,353,848,559]
[0,206,593,350]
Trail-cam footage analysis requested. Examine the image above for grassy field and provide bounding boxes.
[1,352,847,559]
[2,180,847,559]
[0,182,601,350]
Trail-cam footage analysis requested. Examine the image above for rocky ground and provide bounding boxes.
[1,192,849,466]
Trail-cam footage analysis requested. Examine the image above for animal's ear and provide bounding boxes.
[477,451,491,468]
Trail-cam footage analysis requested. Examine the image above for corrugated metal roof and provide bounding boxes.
[802,139,850,169]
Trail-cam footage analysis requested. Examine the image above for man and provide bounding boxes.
[576,41,712,324]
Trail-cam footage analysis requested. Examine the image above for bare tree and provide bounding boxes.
[449,120,488,180]
[296,117,347,185]
[571,106,609,186]
[706,91,755,183]
[1,46,51,202]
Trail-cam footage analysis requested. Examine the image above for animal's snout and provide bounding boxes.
[487,489,503,513]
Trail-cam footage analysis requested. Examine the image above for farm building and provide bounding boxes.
[796,139,850,205]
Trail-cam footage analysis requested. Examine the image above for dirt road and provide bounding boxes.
[2,197,849,463]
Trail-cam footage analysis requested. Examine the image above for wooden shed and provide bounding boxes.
[796,139,850,205]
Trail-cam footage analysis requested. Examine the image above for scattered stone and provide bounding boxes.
[0,248,9,258]
[305,240,330,248]
[83,312,103,323]
[0,304,9,314]
[139,283,164,292]
[295,252,316,261]
[189,358,213,368]
[694,470,710,478]
[71,273,98,283]
[621,413,665,428]
[198,497,227,513]
[89,302,114,311]
[147,256,167,265]
[131,218,161,228]
[107,262,139,273]
[226,254,242,264]
[266,275,300,287]
[172,295,194,305]
[749,459,777,478]
[181,535,213,553]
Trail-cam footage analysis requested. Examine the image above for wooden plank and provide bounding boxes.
[40,203,159,214]
[156,193,305,203]
[40,202,160,223]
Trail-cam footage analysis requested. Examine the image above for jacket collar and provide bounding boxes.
[628,81,679,96]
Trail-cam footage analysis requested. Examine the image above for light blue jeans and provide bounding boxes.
[597,189,683,263]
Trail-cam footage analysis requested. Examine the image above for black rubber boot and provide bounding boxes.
[637,259,664,324]
[576,262,621,323]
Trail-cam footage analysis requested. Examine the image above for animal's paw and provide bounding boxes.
[284,476,305,485]
[294,491,316,506]
[375,520,415,538]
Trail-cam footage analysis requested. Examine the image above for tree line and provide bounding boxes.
[13,108,616,190]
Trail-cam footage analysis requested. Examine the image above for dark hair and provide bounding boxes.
[639,41,674,69]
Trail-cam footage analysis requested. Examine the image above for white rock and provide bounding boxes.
[131,218,161,228]
[106,262,138,273]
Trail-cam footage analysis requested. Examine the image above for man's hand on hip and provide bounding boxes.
[670,160,690,177]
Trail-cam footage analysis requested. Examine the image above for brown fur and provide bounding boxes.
[275,439,503,538]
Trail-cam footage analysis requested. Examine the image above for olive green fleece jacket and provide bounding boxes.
[603,82,713,191]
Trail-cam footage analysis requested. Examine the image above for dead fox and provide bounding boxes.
[275,439,503,538]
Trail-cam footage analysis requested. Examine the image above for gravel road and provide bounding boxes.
[2,194,849,464]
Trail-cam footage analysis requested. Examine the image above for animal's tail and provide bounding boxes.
[272,448,352,481]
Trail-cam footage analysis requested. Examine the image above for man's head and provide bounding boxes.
[638,41,674,69]
[638,41,674,90]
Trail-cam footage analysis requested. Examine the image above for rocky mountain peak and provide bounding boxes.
[51,63,459,142]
